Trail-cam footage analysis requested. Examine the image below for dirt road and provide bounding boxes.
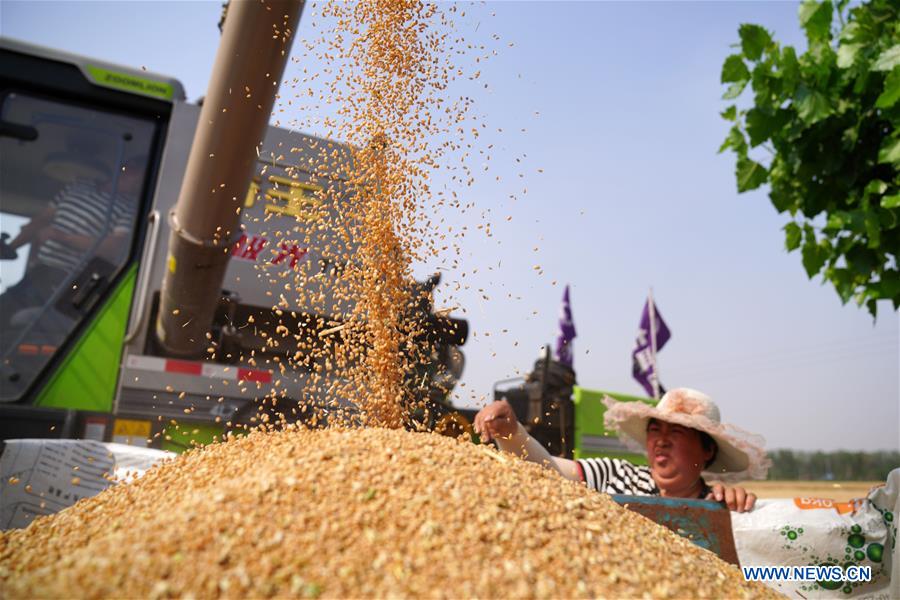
[738,480,882,502]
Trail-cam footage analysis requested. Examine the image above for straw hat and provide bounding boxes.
[603,388,770,481]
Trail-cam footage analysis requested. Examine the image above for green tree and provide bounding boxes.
[768,449,900,480]
[720,0,900,317]
[769,448,800,479]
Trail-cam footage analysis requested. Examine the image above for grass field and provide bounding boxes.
[738,480,882,502]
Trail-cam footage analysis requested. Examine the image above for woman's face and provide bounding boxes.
[645,419,714,491]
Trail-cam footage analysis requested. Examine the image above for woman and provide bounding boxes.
[473,387,770,512]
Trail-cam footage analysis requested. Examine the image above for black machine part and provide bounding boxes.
[493,346,576,459]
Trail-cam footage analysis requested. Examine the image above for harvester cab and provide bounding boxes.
[0,39,177,431]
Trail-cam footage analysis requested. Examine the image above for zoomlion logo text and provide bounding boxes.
[86,66,173,100]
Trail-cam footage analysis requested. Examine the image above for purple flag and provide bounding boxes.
[631,298,670,397]
[554,285,576,368]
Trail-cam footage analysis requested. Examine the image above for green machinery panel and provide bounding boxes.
[36,267,136,412]
[572,387,657,464]
[161,422,226,454]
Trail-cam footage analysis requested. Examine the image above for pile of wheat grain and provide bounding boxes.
[1,428,779,599]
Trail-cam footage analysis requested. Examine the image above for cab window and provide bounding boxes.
[0,91,155,402]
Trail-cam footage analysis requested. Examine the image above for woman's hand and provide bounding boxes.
[473,399,519,443]
[707,483,756,512]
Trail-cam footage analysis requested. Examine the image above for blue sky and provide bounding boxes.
[2,1,897,452]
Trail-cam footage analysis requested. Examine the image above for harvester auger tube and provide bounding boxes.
[156,0,303,357]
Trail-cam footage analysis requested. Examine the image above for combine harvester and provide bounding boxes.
[0,3,895,597]
[0,0,641,472]
[0,3,467,450]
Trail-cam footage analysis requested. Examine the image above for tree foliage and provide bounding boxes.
[720,0,900,317]
[768,448,899,481]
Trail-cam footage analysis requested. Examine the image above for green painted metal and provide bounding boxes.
[572,387,657,463]
[86,65,174,100]
[35,266,137,412]
[161,422,227,454]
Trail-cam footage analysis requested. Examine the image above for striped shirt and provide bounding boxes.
[37,183,136,272]
[576,458,713,498]
[576,458,659,496]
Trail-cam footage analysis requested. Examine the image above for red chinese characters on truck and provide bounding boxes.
[231,234,309,270]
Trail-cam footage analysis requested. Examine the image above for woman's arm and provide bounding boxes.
[474,400,580,481]
[10,206,56,250]
[495,422,581,481]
